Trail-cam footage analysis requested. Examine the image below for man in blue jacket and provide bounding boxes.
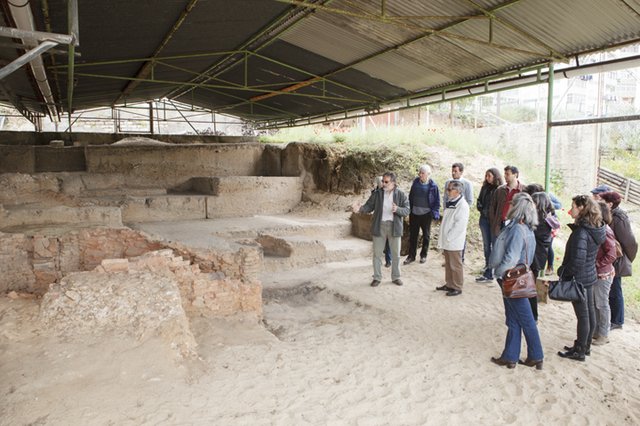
[404,164,441,265]
[358,172,410,287]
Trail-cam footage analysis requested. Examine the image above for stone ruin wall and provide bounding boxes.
[0,137,388,326]
[0,228,262,320]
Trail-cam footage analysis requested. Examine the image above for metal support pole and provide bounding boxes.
[168,99,200,135]
[0,40,57,80]
[0,26,73,44]
[544,62,554,193]
[149,101,154,134]
[67,0,79,115]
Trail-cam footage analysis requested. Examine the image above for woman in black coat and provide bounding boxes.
[528,192,555,321]
[557,195,606,361]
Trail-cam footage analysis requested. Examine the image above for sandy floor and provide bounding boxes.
[2,250,640,425]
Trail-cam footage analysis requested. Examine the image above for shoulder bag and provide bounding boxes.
[501,228,538,299]
[548,278,585,302]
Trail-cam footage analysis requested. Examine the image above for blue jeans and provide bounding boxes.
[478,216,493,278]
[609,276,624,326]
[500,283,544,362]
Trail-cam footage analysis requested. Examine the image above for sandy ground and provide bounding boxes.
[2,247,640,425]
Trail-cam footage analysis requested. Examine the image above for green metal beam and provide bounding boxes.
[67,0,79,122]
[62,71,371,104]
[163,0,340,100]
[48,50,244,69]
[112,0,200,106]
[274,1,488,22]
[257,63,551,128]
[545,62,554,192]
[275,0,562,61]
[462,0,567,62]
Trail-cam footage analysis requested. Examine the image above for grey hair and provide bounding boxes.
[419,164,431,174]
[507,192,538,229]
[447,180,464,192]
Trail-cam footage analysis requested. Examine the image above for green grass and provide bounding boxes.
[262,125,546,184]
[601,150,640,181]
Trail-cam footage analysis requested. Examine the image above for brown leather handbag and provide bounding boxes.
[501,233,538,299]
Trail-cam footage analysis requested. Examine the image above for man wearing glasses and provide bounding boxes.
[436,180,470,296]
[357,172,410,287]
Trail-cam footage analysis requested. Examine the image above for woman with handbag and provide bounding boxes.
[488,193,544,370]
[557,195,606,361]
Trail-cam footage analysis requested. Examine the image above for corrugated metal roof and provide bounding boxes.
[0,0,639,124]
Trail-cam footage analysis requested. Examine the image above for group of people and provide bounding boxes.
[356,163,637,370]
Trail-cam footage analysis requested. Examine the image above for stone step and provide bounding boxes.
[121,195,208,222]
[323,238,372,262]
[81,188,168,197]
[261,236,371,272]
[175,176,303,219]
[0,204,123,231]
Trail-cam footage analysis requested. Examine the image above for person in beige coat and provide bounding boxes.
[436,180,469,296]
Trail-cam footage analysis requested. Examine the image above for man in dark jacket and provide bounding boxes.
[404,164,440,265]
[600,191,638,329]
[489,165,526,238]
[357,172,410,287]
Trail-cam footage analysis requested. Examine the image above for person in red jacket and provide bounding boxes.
[592,201,618,345]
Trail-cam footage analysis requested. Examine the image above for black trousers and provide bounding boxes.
[572,285,596,353]
[408,213,432,260]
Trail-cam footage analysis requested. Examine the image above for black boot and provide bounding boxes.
[558,345,586,361]
[562,343,591,356]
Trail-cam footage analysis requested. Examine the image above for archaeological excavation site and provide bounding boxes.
[3,1,640,423]
[0,133,387,357]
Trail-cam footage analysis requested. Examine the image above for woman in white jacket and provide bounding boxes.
[436,180,469,296]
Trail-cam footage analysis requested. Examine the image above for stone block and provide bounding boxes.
[35,146,86,172]
[40,270,197,358]
[85,144,262,188]
[205,176,302,218]
[0,205,123,230]
[101,258,129,273]
[0,173,60,205]
[121,195,206,222]
[0,146,35,173]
